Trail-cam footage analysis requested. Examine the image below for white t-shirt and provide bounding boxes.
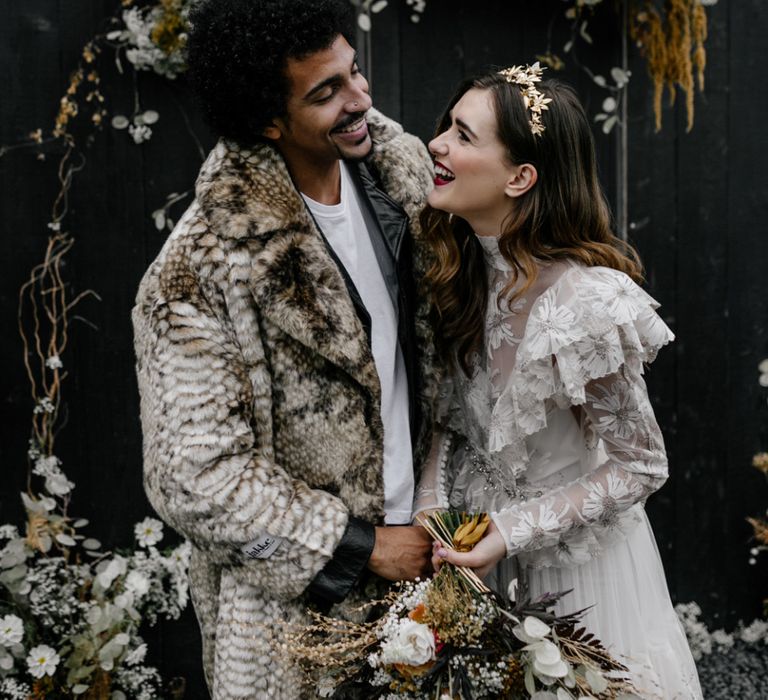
[301,162,414,524]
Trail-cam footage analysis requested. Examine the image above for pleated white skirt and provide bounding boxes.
[493,512,703,699]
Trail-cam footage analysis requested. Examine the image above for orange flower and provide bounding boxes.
[408,603,427,623]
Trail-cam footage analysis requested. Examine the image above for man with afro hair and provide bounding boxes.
[132,0,436,695]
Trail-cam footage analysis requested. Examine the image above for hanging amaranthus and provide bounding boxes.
[630,0,710,132]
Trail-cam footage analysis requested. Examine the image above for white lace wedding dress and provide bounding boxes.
[414,237,702,699]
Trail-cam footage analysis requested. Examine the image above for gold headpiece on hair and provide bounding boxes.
[497,62,551,137]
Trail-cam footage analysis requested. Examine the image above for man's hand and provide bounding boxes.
[367,526,432,581]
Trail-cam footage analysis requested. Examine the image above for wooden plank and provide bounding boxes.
[369,0,402,122]
[724,0,768,626]
[624,9,680,603]
[670,0,733,625]
[397,0,466,141]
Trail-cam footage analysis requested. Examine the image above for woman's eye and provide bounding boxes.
[458,130,470,142]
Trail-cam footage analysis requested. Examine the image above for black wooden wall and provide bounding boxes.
[1,1,766,697]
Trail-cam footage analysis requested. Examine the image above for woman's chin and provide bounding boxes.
[427,191,453,214]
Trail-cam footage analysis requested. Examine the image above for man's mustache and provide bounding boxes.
[332,112,367,132]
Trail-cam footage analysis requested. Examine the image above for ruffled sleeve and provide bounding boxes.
[485,265,674,561]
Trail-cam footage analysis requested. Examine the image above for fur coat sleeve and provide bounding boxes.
[132,227,351,600]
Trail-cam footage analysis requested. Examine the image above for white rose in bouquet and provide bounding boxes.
[380,619,435,666]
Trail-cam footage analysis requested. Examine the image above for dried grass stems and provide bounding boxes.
[631,0,709,132]
[417,512,491,594]
[281,596,396,688]
[747,517,768,547]
[421,569,489,646]
[748,454,768,547]
[13,40,106,542]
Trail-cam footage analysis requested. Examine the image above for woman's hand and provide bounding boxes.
[431,521,507,579]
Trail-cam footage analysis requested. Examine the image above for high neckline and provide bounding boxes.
[475,234,512,271]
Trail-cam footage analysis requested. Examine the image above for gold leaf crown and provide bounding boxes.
[497,62,552,137]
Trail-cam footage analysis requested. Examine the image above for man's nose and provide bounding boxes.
[346,78,371,112]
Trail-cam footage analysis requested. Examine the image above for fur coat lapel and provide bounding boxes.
[194,130,381,395]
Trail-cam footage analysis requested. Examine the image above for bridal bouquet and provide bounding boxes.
[288,512,639,699]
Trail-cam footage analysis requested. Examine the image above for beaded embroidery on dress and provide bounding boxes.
[414,236,703,698]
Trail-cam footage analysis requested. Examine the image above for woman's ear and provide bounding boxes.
[504,163,538,199]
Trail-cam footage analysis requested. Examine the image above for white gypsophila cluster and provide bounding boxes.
[32,454,74,496]
[27,440,41,463]
[113,661,164,699]
[369,666,393,686]
[128,123,153,144]
[455,655,509,694]
[109,7,187,79]
[124,642,148,667]
[32,454,60,477]
[123,548,187,625]
[33,397,55,414]
[739,618,768,644]
[387,578,431,616]
[27,558,90,637]
[112,110,160,144]
[0,678,31,699]
[45,355,63,370]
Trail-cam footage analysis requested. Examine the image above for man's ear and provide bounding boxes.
[262,119,284,142]
[504,163,538,199]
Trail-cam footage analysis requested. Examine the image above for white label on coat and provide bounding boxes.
[241,533,283,560]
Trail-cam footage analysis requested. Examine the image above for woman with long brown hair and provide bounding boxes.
[413,66,702,697]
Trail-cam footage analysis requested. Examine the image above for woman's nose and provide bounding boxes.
[429,135,447,156]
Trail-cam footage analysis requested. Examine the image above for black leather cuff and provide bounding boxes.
[306,516,375,605]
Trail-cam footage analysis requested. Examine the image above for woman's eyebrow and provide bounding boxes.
[455,117,478,140]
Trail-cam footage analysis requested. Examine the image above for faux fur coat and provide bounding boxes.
[132,110,435,698]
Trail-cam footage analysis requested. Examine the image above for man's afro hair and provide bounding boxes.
[186,0,356,144]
